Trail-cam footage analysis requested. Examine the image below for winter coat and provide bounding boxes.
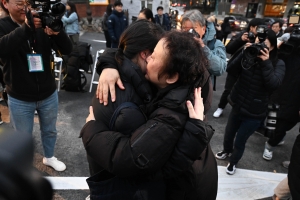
[202,21,227,84]
[155,14,170,31]
[107,10,128,43]
[62,12,79,35]
[81,81,216,199]
[227,52,285,119]
[288,134,300,200]
[101,12,109,31]
[226,31,247,55]
[270,52,300,123]
[0,16,72,101]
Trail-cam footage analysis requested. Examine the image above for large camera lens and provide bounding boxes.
[51,3,66,16]
[41,13,63,32]
[244,45,259,59]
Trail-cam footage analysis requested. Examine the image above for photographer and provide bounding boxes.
[181,10,227,97]
[262,31,300,161]
[215,30,285,175]
[0,0,72,171]
[213,18,265,118]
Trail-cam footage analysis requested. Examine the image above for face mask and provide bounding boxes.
[282,27,287,31]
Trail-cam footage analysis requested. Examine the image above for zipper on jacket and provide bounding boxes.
[131,122,158,148]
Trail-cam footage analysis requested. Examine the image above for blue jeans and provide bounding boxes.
[223,108,262,165]
[8,91,58,158]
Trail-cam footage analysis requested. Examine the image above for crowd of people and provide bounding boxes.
[0,0,299,199]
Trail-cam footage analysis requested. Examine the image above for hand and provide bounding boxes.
[86,106,95,123]
[186,87,204,120]
[241,32,250,42]
[194,37,205,47]
[44,26,59,35]
[25,11,42,29]
[258,48,269,61]
[96,68,125,105]
[244,42,252,50]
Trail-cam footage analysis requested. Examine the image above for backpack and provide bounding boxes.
[62,42,92,92]
[76,42,93,73]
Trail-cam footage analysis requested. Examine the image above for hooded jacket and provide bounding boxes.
[0,16,72,101]
[107,10,128,43]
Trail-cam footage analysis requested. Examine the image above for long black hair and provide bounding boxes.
[116,19,164,66]
[139,8,155,23]
[66,1,80,21]
[267,29,279,66]
[106,4,113,16]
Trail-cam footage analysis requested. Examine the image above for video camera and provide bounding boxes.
[244,25,269,60]
[279,15,300,55]
[26,0,66,32]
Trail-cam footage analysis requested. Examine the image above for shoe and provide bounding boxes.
[277,140,285,146]
[0,97,3,102]
[215,150,231,160]
[86,195,90,200]
[226,163,236,175]
[0,120,3,125]
[263,142,273,161]
[282,161,290,169]
[213,108,223,118]
[43,157,66,172]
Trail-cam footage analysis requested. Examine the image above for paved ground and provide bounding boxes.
[0,31,298,200]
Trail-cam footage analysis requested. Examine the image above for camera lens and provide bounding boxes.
[245,46,259,59]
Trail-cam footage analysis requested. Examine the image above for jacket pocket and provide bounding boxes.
[131,122,158,148]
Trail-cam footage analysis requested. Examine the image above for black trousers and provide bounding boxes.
[218,73,238,109]
[103,30,111,48]
[268,118,298,147]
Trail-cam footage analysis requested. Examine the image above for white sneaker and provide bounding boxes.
[213,108,223,118]
[277,140,285,146]
[263,148,273,161]
[86,195,90,200]
[43,157,66,172]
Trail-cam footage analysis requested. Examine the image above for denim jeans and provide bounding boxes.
[8,91,58,158]
[223,108,262,165]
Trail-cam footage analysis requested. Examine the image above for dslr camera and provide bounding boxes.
[247,31,256,43]
[26,0,66,32]
[244,25,269,60]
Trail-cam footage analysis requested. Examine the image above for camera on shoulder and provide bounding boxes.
[244,25,269,60]
[26,0,66,32]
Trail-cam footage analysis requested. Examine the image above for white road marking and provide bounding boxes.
[45,166,287,200]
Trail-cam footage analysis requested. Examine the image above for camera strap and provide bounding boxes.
[25,8,37,53]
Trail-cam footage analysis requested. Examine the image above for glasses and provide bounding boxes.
[15,2,31,10]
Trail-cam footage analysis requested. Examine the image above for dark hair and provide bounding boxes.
[266,29,278,66]
[114,1,123,7]
[106,4,113,16]
[157,6,163,11]
[1,0,9,15]
[284,26,293,33]
[139,8,155,23]
[116,20,164,65]
[247,18,265,32]
[159,31,208,85]
[66,2,80,21]
[272,20,283,28]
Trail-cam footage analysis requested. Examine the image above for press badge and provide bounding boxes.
[27,54,44,72]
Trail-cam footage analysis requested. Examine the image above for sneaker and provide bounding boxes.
[263,146,273,161]
[215,150,231,160]
[282,161,290,169]
[86,195,90,200]
[213,108,223,118]
[277,140,285,146]
[43,157,66,172]
[226,163,236,175]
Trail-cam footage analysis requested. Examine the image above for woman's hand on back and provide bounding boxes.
[96,68,125,106]
[186,87,204,121]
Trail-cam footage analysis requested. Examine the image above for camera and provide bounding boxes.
[248,31,256,43]
[279,15,300,55]
[244,25,269,60]
[26,0,66,32]
[189,29,200,38]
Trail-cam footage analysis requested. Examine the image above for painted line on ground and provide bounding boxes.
[45,166,287,200]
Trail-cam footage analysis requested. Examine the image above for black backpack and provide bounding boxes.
[62,42,92,92]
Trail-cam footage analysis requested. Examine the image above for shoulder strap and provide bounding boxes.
[109,102,145,130]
